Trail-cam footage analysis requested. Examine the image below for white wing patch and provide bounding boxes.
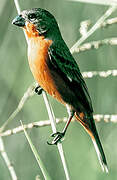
[67,75,72,82]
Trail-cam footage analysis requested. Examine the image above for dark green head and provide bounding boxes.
[12,8,61,40]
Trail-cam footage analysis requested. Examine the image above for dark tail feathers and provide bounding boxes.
[92,131,108,173]
[75,113,108,173]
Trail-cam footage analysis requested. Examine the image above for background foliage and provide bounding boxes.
[0,0,117,179]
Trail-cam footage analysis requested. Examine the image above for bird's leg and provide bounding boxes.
[47,108,74,145]
[35,85,43,95]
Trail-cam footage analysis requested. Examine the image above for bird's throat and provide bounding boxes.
[24,22,39,38]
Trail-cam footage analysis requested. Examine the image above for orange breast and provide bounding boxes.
[24,23,64,104]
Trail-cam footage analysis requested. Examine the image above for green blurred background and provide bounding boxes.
[0,0,117,179]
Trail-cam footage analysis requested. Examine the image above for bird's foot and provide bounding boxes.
[35,86,43,95]
[47,132,65,145]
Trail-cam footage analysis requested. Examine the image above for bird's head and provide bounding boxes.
[12,8,61,40]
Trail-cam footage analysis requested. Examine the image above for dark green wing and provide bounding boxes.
[48,41,93,114]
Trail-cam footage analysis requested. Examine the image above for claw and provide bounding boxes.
[47,132,65,145]
[47,141,54,145]
[51,132,58,137]
[35,86,43,95]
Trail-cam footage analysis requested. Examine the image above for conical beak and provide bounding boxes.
[12,15,25,27]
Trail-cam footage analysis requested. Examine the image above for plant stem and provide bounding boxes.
[68,0,117,6]
[70,5,117,53]
[0,137,17,180]
[42,92,70,180]
[20,121,51,180]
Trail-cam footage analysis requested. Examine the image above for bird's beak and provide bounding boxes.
[12,15,25,27]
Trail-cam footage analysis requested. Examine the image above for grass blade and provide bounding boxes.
[20,120,51,180]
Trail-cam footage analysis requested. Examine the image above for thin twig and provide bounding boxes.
[0,118,67,137]
[35,175,41,180]
[13,0,21,14]
[0,137,17,180]
[70,5,117,54]
[20,121,51,180]
[42,93,70,180]
[0,82,36,133]
[101,17,117,27]
[79,17,117,37]
[68,0,117,6]
[82,69,117,78]
[74,38,117,53]
[1,114,117,137]
[79,20,91,37]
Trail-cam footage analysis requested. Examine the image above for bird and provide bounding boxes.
[12,8,108,172]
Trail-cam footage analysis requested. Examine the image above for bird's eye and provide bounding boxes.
[28,13,36,20]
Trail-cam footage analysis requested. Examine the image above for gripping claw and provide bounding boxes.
[35,86,43,95]
[47,132,65,145]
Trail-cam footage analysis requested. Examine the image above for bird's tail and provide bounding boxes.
[75,112,108,173]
